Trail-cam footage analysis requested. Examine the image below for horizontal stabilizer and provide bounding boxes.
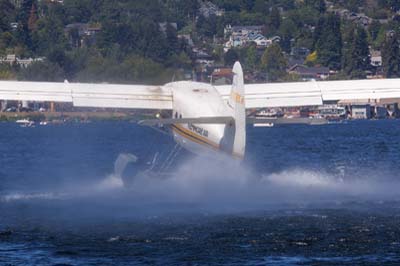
[138,116,234,126]
[248,117,327,125]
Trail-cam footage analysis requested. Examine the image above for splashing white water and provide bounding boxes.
[2,155,400,211]
[114,153,137,178]
[0,192,67,203]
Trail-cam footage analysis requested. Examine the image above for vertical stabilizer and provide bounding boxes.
[229,62,246,158]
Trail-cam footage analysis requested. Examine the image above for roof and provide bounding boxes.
[212,68,233,77]
[231,26,263,32]
[289,65,330,75]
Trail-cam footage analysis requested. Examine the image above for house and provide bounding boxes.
[334,9,372,28]
[224,25,278,50]
[158,22,178,35]
[9,22,18,31]
[224,25,264,37]
[178,34,194,47]
[65,23,102,47]
[350,14,372,28]
[370,50,382,67]
[199,1,224,17]
[288,65,330,80]
[291,47,311,59]
[287,58,305,69]
[0,54,44,68]
[193,48,214,69]
[248,33,280,48]
[211,68,233,85]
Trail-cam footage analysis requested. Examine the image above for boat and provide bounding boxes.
[317,105,346,120]
[16,119,35,127]
[253,123,274,128]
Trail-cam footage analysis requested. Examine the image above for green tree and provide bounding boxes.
[304,0,326,13]
[245,43,258,71]
[314,14,342,70]
[19,60,65,81]
[261,43,287,81]
[369,20,382,42]
[0,0,15,32]
[31,14,67,55]
[382,33,400,78]
[267,7,281,34]
[387,0,400,12]
[197,14,217,38]
[278,18,298,52]
[64,0,92,23]
[343,26,370,79]
[224,49,239,67]
[253,0,268,14]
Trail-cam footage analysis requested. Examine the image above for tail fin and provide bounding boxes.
[229,62,246,158]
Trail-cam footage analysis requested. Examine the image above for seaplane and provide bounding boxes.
[1,62,400,161]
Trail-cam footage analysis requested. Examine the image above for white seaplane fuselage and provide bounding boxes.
[166,81,234,158]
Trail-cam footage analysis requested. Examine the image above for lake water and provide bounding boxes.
[0,120,400,265]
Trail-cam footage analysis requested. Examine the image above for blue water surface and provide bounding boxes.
[0,120,400,265]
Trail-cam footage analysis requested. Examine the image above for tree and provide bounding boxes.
[387,0,400,12]
[197,14,217,38]
[31,14,67,55]
[343,26,370,79]
[382,33,400,78]
[369,20,382,42]
[27,2,38,31]
[268,7,281,34]
[304,0,326,13]
[278,18,298,52]
[314,14,342,70]
[253,0,268,14]
[0,0,15,33]
[18,60,65,81]
[261,43,287,81]
[224,49,239,67]
[245,44,258,71]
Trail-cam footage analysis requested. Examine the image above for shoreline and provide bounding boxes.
[0,111,155,122]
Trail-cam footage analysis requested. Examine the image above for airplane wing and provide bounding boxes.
[247,117,327,125]
[0,81,173,110]
[216,79,400,108]
[138,116,234,126]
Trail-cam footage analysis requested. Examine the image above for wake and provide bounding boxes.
[1,153,400,210]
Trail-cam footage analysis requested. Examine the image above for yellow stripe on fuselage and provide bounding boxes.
[171,124,244,160]
[172,124,220,150]
[231,92,245,104]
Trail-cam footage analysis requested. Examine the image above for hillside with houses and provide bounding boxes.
[0,0,400,85]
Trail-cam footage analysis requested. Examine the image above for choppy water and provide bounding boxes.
[1,120,400,265]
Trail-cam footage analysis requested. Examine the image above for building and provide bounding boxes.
[199,1,224,17]
[351,105,371,119]
[224,25,279,50]
[288,65,330,80]
[0,54,44,68]
[224,25,264,37]
[65,23,101,47]
[178,34,194,47]
[158,22,178,35]
[291,47,311,59]
[370,50,382,67]
[211,68,233,85]
[374,106,388,119]
[333,8,372,28]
